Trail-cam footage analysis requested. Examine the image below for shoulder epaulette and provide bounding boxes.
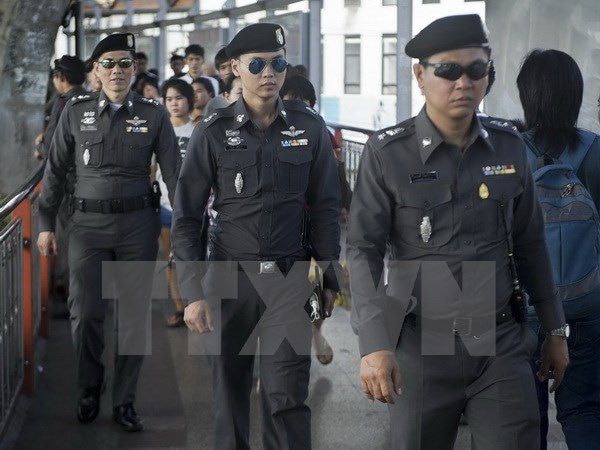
[283,100,321,120]
[70,94,93,104]
[481,116,520,135]
[372,119,415,147]
[137,97,161,107]
[202,107,233,127]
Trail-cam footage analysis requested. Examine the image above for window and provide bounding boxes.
[422,0,441,3]
[344,36,361,94]
[345,0,361,6]
[382,0,396,5]
[382,35,397,95]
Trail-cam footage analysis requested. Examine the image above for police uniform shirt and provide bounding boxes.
[347,107,565,356]
[39,89,181,231]
[171,98,342,299]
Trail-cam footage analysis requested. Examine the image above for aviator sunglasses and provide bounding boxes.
[420,59,492,81]
[240,57,288,75]
[98,58,134,69]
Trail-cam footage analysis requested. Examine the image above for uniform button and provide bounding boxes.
[235,162,240,168]
[464,240,471,245]
[465,203,472,209]
[264,209,271,214]
[85,141,90,145]
[265,139,269,143]
[265,163,271,168]
[261,235,267,239]
[424,201,430,208]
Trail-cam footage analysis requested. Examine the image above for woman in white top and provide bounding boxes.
[158,78,196,327]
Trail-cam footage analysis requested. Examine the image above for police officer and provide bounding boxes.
[347,15,569,449]
[171,23,341,449]
[37,33,180,431]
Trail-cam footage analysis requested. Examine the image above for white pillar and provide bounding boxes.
[308,0,322,104]
[396,0,412,122]
[157,0,168,82]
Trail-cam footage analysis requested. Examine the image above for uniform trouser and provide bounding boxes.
[207,266,312,450]
[67,208,160,406]
[389,315,540,450]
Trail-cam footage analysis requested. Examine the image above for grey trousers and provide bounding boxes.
[208,267,312,450]
[389,315,540,450]
[67,208,160,406]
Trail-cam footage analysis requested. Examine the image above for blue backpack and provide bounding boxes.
[523,129,600,301]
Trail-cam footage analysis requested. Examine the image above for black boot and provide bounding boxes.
[113,403,144,432]
[77,383,102,423]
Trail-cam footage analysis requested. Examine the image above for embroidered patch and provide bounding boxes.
[126,126,148,133]
[281,139,309,147]
[482,164,516,176]
[410,171,438,183]
[225,129,240,137]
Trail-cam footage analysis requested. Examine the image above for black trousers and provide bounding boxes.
[208,266,313,450]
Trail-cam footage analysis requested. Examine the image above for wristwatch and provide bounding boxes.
[549,324,570,339]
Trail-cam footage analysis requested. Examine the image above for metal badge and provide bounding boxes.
[479,183,490,199]
[420,216,432,243]
[422,137,432,148]
[281,126,305,137]
[235,173,244,193]
[83,148,90,166]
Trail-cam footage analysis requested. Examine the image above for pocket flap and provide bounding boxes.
[277,150,313,165]
[400,184,452,209]
[82,135,103,146]
[218,151,257,169]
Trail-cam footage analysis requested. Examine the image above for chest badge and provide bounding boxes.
[479,183,490,199]
[227,136,243,146]
[83,148,90,166]
[281,126,305,137]
[235,173,244,194]
[422,137,432,148]
[236,114,245,123]
[126,116,147,126]
[420,216,432,243]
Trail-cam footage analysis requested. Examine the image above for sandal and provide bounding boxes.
[166,311,185,328]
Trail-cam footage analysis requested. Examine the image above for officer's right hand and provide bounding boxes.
[184,300,214,334]
[360,350,402,404]
[37,231,57,256]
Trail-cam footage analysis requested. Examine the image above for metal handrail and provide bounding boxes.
[0,163,44,224]
[326,121,374,137]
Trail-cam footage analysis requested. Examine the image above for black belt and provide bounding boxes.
[210,252,303,276]
[73,195,153,214]
[408,303,516,336]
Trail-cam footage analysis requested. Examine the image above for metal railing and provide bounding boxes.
[0,163,48,438]
[326,122,374,190]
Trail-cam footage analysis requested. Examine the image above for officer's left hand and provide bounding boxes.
[537,335,569,392]
[323,289,336,318]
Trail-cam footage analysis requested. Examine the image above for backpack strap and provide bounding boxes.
[558,129,597,173]
[522,131,554,170]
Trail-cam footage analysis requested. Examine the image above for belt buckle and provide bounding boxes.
[259,261,276,274]
[111,199,122,213]
[452,317,472,336]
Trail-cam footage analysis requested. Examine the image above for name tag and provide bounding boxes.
[410,171,438,183]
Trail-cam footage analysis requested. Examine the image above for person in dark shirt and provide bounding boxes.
[517,48,600,450]
[171,23,341,449]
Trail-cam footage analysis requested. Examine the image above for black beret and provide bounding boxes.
[405,14,490,59]
[225,23,286,58]
[53,55,85,77]
[90,33,136,62]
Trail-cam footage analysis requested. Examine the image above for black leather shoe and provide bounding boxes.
[77,384,102,423]
[113,403,144,432]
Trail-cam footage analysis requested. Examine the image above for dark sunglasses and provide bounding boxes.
[240,57,288,75]
[420,60,492,81]
[98,58,134,69]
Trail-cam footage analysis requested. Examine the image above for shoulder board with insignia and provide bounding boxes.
[138,97,160,107]
[283,100,321,119]
[70,94,93,104]
[372,119,415,147]
[200,108,233,128]
[481,117,520,135]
